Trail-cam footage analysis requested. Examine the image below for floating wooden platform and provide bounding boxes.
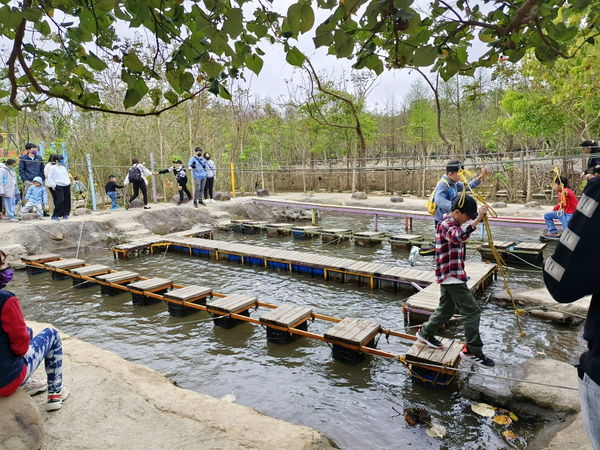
[321,228,352,243]
[478,241,546,267]
[390,234,425,251]
[404,338,464,386]
[402,262,498,324]
[22,254,469,387]
[353,231,386,247]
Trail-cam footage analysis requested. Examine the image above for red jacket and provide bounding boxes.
[553,187,578,214]
[0,292,29,396]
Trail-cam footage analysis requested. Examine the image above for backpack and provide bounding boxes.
[128,165,142,182]
[425,178,450,215]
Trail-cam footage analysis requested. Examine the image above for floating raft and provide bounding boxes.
[291,225,322,239]
[478,241,546,267]
[403,263,498,324]
[264,223,294,237]
[353,231,386,247]
[320,228,352,243]
[113,236,440,290]
[390,234,425,251]
[22,254,465,386]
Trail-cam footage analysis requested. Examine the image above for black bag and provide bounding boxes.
[128,165,142,182]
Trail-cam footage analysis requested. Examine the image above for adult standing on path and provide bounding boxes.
[188,146,207,207]
[432,160,489,228]
[0,250,70,411]
[0,159,19,221]
[18,143,44,195]
[124,157,154,209]
[46,154,71,220]
[203,152,216,203]
[581,141,600,180]
[544,174,600,448]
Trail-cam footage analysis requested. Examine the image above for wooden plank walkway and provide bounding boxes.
[403,262,498,323]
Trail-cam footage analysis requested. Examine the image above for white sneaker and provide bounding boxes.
[23,378,47,396]
[47,386,70,411]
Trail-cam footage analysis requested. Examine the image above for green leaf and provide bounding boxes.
[179,71,195,91]
[223,7,243,38]
[0,105,19,121]
[84,51,108,71]
[22,7,43,21]
[95,0,115,12]
[148,88,162,107]
[412,45,437,66]
[287,1,314,34]
[219,85,232,100]
[164,90,179,104]
[313,23,334,47]
[245,54,264,75]
[334,30,354,58]
[0,90,10,98]
[201,60,222,78]
[123,79,148,109]
[166,69,182,92]
[122,52,144,72]
[34,20,51,37]
[286,46,305,66]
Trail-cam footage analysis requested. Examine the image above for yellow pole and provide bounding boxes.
[230,161,236,197]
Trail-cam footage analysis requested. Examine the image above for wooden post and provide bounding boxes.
[86,154,97,211]
[373,214,378,232]
[230,161,236,197]
[311,208,317,225]
[149,152,157,203]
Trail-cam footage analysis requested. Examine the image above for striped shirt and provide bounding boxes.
[435,216,475,283]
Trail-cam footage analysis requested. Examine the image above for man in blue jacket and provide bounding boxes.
[544,176,600,448]
[187,146,207,208]
[433,160,489,228]
[18,143,44,194]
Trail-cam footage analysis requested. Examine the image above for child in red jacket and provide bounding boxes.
[0,250,69,410]
[544,176,579,238]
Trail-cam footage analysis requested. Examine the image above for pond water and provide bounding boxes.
[11,213,585,449]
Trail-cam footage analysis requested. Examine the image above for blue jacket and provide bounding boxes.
[19,154,44,182]
[433,174,480,222]
[25,185,48,205]
[187,156,207,179]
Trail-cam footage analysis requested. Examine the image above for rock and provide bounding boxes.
[0,389,44,450]
[73,208,90,216]
[256,189,269,197]
[390,196,404,203]
[513,357,580,413]
[525,201,542,208]
[72,200,86,208]
[546,414,593,449]
[128,199,145,209]
[0,244,27,269]
[491,202,507,208]
[462,364,524,409]
[493,288,590,325]
[214,192,231,201]
[21,213,39,221]
[351,191,367,200]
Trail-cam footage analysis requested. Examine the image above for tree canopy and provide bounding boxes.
[1,0,599,117]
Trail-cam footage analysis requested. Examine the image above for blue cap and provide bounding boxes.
[33,176,43,183]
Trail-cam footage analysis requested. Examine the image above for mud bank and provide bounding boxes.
[19,322,336,450]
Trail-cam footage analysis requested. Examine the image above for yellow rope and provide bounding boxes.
[552,166,565,215]
[457,169,525,337]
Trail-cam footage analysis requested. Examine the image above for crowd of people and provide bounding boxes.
[0,144,219,219]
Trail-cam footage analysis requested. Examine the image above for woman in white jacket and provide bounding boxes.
[46,154,71,220]
[124,157,154,209]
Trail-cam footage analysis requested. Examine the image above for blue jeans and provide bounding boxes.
[580,373,600,450]
[22,327,63,394]
[2,196,16,219]
[107,191,118,208]
[544,211,572,234]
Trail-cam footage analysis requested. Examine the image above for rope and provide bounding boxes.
[457,169,525,336]
[398,356,579,391]
[552,166,565,217]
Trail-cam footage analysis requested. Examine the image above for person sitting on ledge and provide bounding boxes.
[0,250,70,410]
[543,176,578,239]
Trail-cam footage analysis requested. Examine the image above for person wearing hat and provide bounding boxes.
[20,176,47,219]
[416,195,495,368]
[544,175,600,447]
[0,250,70,410]
[581,141,600,180]
[203,152,217,203]
[432,160,489,228]
[158,159,192,205]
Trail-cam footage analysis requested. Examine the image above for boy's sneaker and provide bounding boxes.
[62,215,69,220]
[47,386,70,411]
[51,216,60,221]
[460,345,495,368]
[193,202,198,208]
[23,378,47,396]
[416,330,444,349]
